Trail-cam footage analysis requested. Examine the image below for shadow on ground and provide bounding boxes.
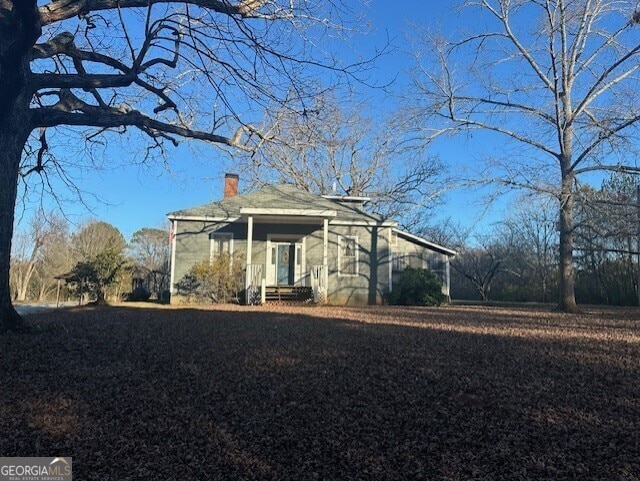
[1,305,638,480]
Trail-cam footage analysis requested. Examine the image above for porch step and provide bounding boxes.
[265,286,313,303]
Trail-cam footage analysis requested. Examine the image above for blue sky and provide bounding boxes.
[18,1,509,241]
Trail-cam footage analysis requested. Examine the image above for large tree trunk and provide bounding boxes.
[558,169,579,312]
[0,117,30,331]
[0,1,41,331]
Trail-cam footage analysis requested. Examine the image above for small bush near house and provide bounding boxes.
[389,267,446,306]
[176,253,245,303]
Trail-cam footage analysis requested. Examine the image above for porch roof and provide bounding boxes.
[168,184,388,224]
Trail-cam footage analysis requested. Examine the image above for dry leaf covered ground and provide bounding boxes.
[1,304,639,480]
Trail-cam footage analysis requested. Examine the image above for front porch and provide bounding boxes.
[241,207,334,305]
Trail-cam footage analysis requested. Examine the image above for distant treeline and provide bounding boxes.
[430,173,639,306]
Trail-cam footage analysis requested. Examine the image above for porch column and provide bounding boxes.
[444,255,451,300]
[245,215,254,305]
[246,215,254,265]
[388,227,393,293]
[322,217,329,300]
[169,219,177,295]
[323,218,328,266]
[246,215,254,288]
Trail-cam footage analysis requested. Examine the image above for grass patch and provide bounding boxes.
[1,304,639,480]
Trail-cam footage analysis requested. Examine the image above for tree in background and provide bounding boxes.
[64,249,126,305]
[503,196,558,303]
[574,174,639,305]
[238,94,445,220]
[9,217,131,303]
[0,1,375,329]
[32,215,73,301]
[129,227,171,299]
[10,213,47,301]
[63,221,127,303]
[409,0,640,311]
[439,181,639,305]
[71,221,126,262]
[10,211,74,301]
[451,234,513,302]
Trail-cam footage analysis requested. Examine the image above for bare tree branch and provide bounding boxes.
[35,90,254,149]
[38,0,276,25]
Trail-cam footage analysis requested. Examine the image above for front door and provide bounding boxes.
[268,240,304,286]
[276,243,295,285]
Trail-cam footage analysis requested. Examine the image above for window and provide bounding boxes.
[338,235,358,276]
[423,253,446,284]
[210,233,233,261]
[422,253,430,270]
[423,253,445,273]
[392,252,409,272]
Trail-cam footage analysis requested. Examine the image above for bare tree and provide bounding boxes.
[238,94,445,220]
[10,214,46,302]
[575,174,638,255]
[503,195,558,303]
[409,0,640,311]
[450,231,513,302]
[0,1,371,329]
[33,214,73,300]
[574,174,639,304]
[129,227,171,297]
[10,212,74,302]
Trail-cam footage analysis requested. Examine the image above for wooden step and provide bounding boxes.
[265,286,313,302]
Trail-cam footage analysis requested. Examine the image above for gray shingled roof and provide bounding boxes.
[168,184,388,223]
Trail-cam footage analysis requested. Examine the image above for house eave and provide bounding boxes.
[167,212,397,227]
[240,208,338,217]
[331,219,397,227]
[321,194,372,202]
[394,229,457,256]
[167,214,240,222]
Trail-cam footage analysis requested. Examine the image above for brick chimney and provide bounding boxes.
[223,173,239,198]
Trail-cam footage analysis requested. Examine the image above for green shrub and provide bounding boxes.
[388,268,446,306]
[176,253,245,303]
